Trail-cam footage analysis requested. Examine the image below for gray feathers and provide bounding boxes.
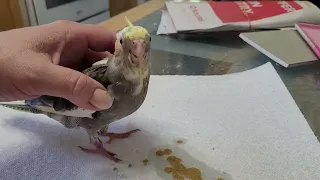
[27,53,150,134]
[4,27,152,148]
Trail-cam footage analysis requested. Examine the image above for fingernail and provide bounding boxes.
[90,89,113,110]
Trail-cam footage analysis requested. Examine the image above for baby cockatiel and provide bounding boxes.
[5,17,151,162]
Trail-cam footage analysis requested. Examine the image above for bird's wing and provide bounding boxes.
[25,64,112,118]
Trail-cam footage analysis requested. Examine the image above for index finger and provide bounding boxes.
[75,23,117,54]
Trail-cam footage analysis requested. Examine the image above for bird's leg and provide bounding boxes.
[78,131,122,162]
[97,125,140,144]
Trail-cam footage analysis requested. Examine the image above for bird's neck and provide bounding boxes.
[107,53,150,81]
[121,51,149,76]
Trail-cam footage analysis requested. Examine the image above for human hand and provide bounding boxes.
[0,20,116,110]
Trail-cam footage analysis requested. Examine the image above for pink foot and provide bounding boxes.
[97,129,141,144]
[78,138,122,162]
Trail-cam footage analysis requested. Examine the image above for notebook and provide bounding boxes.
[295,22,320,59]
[239,30,319,68]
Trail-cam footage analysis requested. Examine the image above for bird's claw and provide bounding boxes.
[78,138,122,162]
[97,129,141,144]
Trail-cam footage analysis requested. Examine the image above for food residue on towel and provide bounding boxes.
[156,148,173,156]
[166,155,202,180]
[164,148,173,154]
[143,159,149,165]
[150,141,232,180]
[156,148,204,180]
[177,140,183,144]
[165,167,173,173]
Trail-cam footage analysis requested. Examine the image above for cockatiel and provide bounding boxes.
[1,17,151,162]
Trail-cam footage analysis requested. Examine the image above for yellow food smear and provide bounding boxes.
[165,167,173,173]
[156,148,173,156]
[217,178,224,180]
[164,148,173,155]
[177,140,183,144]
[142,159,149,165]
[156,149,203,180]
[156,150,164,156]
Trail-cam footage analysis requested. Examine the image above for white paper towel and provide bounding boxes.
[0,62,319,180]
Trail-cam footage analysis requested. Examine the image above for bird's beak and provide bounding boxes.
[130,39,146,66]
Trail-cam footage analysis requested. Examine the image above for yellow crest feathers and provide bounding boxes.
[123,16,149,40]
[125,16,134,28]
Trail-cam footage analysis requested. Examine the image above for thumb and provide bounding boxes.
[36,64,113,110]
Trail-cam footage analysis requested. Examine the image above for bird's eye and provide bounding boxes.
[120,39,123,44]
[149,37,152,42]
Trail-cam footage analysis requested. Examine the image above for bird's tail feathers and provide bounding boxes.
[0,103,43,114]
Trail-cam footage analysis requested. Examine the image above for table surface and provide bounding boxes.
[100,1,320,142]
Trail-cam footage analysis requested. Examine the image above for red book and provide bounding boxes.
[295,23,320,59]
[157,1,320,35]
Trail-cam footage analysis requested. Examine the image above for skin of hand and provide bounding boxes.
[0,20,117,110]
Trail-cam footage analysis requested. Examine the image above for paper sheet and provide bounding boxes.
[0,62,319,180]
[157,9,177,35]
